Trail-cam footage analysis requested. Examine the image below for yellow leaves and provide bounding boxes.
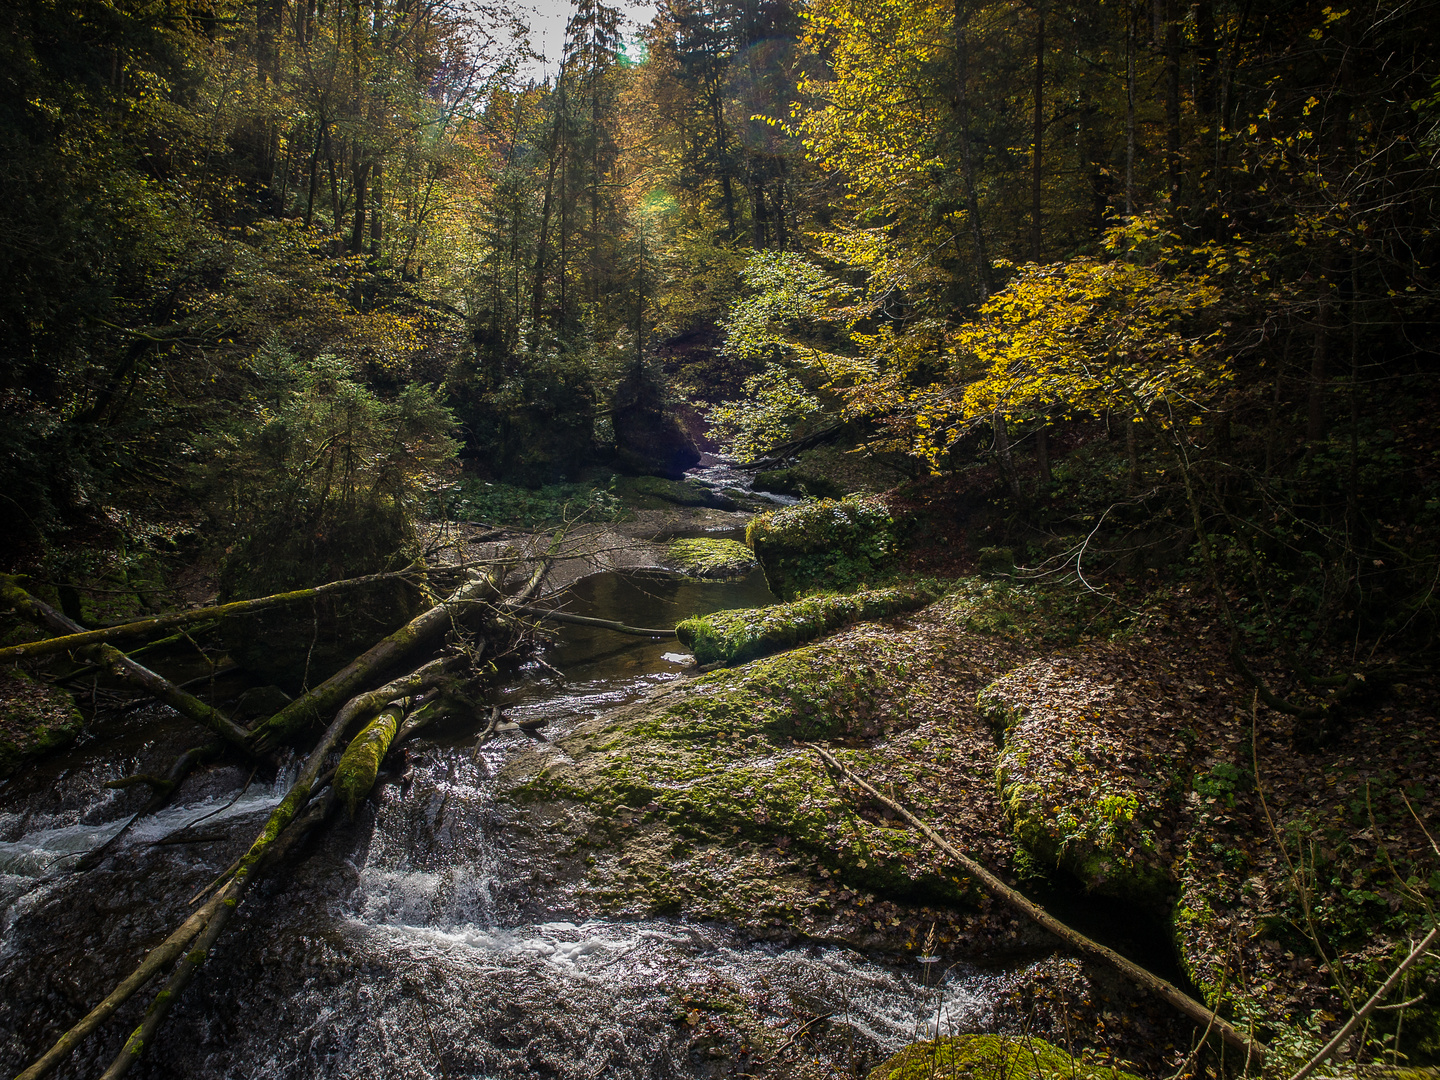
[944,216,1229,430]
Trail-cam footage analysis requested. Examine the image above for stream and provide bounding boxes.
[0,557,1027,1079]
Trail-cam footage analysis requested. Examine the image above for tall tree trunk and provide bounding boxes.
[1307,282,1331,444]
[994,409,1022,500]
[531,81,567,329]
[350,160,370,254]
[1126,417,1141,493]
[1163,0,1181,209]
[953,0,994,298]
[1031,5,1044,260]
[1035,420,1051,487]
[1124,0,1136,219]
[369,161,383,254]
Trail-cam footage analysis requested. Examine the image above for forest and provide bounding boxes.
[1,0,1438,1077]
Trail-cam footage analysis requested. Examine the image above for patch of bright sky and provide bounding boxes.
[515,0,658,81]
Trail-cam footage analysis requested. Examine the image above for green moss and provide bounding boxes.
[869,1035,1143,1080]
[334,705,403,818]
[746,494,900,599]
[508,628,979,906]
[611,475,737,510]
[0,670,83,778]
[983,661,1176,908]
[676,585,939,666]
[666,538,757,579]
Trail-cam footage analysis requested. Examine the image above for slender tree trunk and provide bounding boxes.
[1031,5,1044,260]
[953,0,994,297]
[1164,0,1181,208]
[1126,416,1141,493]
[1124,0,1136,219]
[531,82,567,329]
[369,161,382,254]
[1308,282,1331,444]
[994,409,1022,500]
[1035,420,1051,487]
[350,160,370,254]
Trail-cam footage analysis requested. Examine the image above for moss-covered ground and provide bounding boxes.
[665,538,757,579]
[0,670,83,778]
[868,1034,1143,1080]
[497,570,1440,1073]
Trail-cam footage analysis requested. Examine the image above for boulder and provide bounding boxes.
[746,495,900,600]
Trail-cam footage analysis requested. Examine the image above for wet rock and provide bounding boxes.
[753,468,845,501]
[612,475,738,511]
[496,612,1027,938]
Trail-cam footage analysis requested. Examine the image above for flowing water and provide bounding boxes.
[0,568,1024,1079]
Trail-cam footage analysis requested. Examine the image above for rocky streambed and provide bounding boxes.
[4,494,1436,1079]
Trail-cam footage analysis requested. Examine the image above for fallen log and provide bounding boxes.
[0,564,423,662]
[1,578,254,751]
[247,570,502,750]
[16,655,461,1080]
[12,888,233,1080]
[812,746,1266,1065]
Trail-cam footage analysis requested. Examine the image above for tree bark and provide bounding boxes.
[1031,5,1044,260]
[993,409,1022,501]
[1308,282,1330,444]
[0,565,422,663]
[953,0,994,298]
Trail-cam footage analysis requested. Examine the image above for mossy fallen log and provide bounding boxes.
[675,585,939,666]
[17,655,460,1080]
[247,570,500,750]
[0,565,423,663]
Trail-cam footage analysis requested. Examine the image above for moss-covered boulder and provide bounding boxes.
[665,538,757,579]
[746,494,900,599]
[979,655,1181,908]
[869,1035,1142,1080]
[675,585,938,666]
[0,670,83,777]
[498,622,1002,917]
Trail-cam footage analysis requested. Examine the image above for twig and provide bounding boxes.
[811,745,1266,1064]
[1287,927,1440,1080]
